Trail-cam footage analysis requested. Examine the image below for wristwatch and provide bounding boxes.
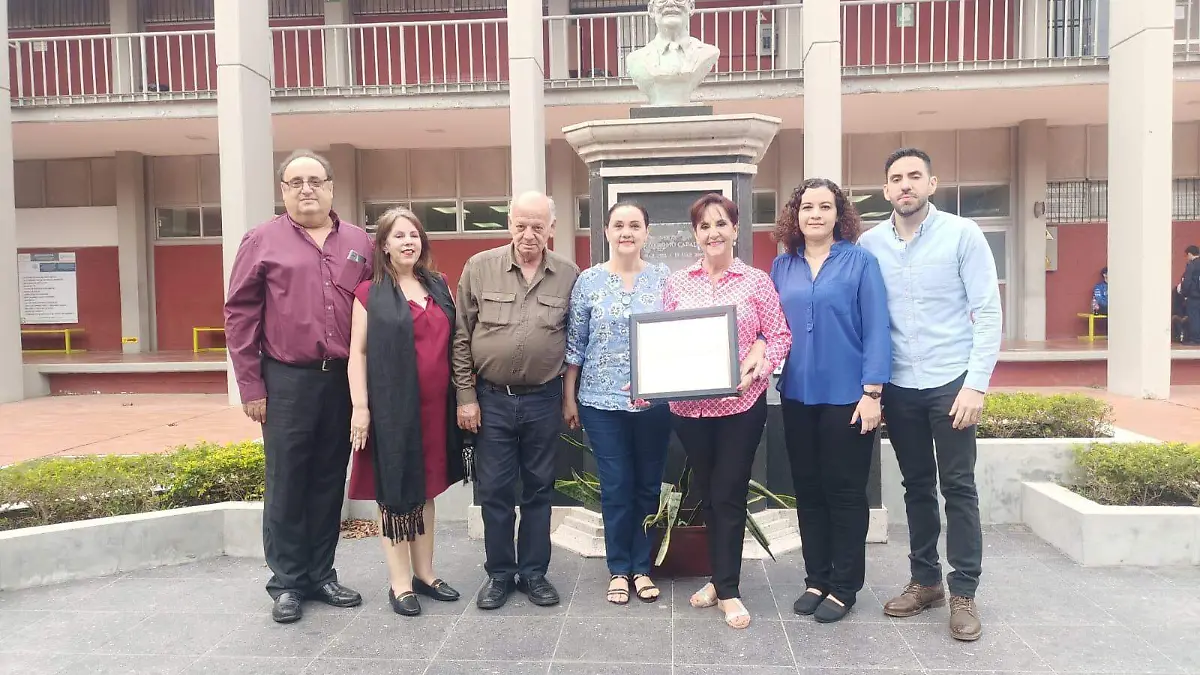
[862,390,882,400]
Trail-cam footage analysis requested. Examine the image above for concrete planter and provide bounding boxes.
[1021,482,1200,567]
[0,502,264,591]
[879,429,1153,525]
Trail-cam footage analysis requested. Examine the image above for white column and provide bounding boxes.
[323,0,352,88]
[216,0,276,405]
[507,0,546,196]
[328,143,359,225]
[115,151,151,353]
[802,0,842,183]
[0,0,22,402]
[110,0,142,95]
[1016,119,1047,342]
[547,0,569,80]
[778,129,804,254]
[549,139,575,259]
[1107,0,1173,398]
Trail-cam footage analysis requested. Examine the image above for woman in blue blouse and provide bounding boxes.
[770,177,891,623]
[564,202,671,605]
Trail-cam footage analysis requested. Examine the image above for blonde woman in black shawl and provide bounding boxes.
[346,207,465,616]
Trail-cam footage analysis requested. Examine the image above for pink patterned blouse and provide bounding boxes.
[662,258,792,418]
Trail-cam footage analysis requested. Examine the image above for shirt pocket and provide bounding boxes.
[535,294,568,329]
[480,291,516,326]
[334,258,367,294]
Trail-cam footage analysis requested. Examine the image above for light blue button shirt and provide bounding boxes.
[858,203,1002,393]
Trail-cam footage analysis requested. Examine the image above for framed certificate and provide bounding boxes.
[629,305,740,401]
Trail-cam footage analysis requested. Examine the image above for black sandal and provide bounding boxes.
[632,574,660,603]
[607,574,630,605]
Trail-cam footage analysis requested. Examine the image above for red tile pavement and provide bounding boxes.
[0,394,259,466]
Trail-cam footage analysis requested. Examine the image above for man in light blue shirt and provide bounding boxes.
[858,148,1002,643]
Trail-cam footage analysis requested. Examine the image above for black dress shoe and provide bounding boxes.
[309,581,362,608]
[793,588,827,616]
[813,596,852,623]
[413,577,460,602]
[272,591,303,623]
[476,576,516,610]
[389,588,421,616]
[517,574,560,607]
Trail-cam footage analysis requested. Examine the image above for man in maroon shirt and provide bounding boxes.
[224,149,373,624]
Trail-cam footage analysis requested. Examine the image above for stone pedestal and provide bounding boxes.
[563,112,782,271]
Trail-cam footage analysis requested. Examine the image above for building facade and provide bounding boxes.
[0,0,1193,402]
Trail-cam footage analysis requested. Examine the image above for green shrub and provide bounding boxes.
[976,392,1113,439]
[161,441,265,507]
[0,440,266,530]
[1072,441,1200,507]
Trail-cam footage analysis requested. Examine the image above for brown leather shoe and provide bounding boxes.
[949,595,982,641]
[883,580,946,617]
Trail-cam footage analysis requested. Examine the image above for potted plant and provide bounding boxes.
[554,434,795,578]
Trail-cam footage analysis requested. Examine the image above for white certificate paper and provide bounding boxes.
[630,307,739,401]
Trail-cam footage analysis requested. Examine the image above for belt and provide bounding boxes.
[480,378,557,396]
[270,356,348,372]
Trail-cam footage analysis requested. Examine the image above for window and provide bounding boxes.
[577,196,591,230]
[850,190,892,223]
[752,191,777,225]
[983,230,1008,282]
[463,200,509,232]
[364,202,408,234]
[412,201,459,233]
[156,206,222,239]
[959,185,1011,219]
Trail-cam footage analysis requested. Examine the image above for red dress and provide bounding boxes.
[347,281,452,502]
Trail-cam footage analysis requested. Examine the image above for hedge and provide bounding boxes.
[1072,441,1200,507]
[974,392,1114,439]
[0,441,265,531]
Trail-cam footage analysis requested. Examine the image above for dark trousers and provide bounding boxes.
[1186,297,1200,343]
[578,404,671,576]
[781,399,875,606]
[475,378,563,580]
[883,372,983,598]
[261,358,352,599]
[671,395,768,600]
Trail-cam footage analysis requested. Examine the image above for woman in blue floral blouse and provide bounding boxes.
[564,202,671,606]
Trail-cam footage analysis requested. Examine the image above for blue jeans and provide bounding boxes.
[578,404,671,576]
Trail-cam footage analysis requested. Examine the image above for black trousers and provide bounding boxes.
[781,399,875,606]
[475,379,563,580]
[671,395,768,600]
[261,357,353,599]
[883,372,983,598]
[1186,297,1200,343]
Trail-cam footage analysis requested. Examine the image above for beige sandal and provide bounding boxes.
[719,598,751,629]
[606,574,630,605]
[689,582,718,608]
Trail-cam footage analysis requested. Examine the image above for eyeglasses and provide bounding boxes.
[283,178,330,190]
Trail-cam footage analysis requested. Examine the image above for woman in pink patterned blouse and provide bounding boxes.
[663,193,792,630]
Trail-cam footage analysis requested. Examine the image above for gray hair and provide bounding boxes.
[509,192,556,223]
[277,149,334,182]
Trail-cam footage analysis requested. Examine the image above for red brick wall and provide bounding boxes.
[18,246,121,352]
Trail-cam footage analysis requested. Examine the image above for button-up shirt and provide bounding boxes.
[566,262,671,412]
[771,240,891,406]
[858,203,1002,393]
[452,244,580,405]
[223,212,374,402]
[662,258,792,418]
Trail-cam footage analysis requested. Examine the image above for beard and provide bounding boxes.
[894,195,927,217]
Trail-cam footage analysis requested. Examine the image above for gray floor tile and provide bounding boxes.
[0,577,121,611]
[0,653,78,675]
[357,584,472,617]
[1133,625,1200,673]
[437,616,563,661]
[981,584,1119,626]
[321,614,456,659]
[55,654,197,674]
[123,556,263,579]
[461,582,575,617]
[1011,625,1184,674]
[673,617,794,667]
[0,609,49,636]
[1,610,150,655]
[83,577,264,614]
[205,611,357,659]
[1083,587,1200,627]
[669,579,777,618]
[773,584,890,623]
[786,621,922,670]
[303,657,428,673]
[1147,565,1200,588]
[181,656,312,674]
[895,621,1053,672]
[797,670,924,675]
[550,664,673,675]
[552,617,671,663]
[565,576,674,618]
[425,661,548,675]
[97,611,250,656]
[677,667,797,675]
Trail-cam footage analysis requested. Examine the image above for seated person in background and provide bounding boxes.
[1091,267,1108,315]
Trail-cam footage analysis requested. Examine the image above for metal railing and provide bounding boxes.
[1176,0,1200,62]
[841,0,1106,74]
[543,4,804,84]
[269,16,509,93]
[8,30,216,106]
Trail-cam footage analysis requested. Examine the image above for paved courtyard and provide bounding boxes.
[2,524,1198,674]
